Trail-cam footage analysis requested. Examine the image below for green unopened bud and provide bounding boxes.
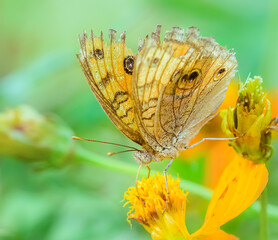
[221,76,275,163]
[0,105,74,169]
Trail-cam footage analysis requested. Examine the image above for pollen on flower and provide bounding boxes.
[221,76,275,162]
[124,173,189,239]
[238,76,266,113]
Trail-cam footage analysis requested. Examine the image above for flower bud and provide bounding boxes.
[221,76,275,162]
[0,105,74,169]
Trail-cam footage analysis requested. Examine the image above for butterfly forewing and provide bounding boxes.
[77,30,144,145]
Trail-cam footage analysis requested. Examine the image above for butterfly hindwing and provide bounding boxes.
[132,26,184,151]
[158,27,238,149]
[133,26,237,151]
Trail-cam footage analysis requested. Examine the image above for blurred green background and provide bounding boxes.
[1,0,278,239]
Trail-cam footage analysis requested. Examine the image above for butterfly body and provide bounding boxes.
[133,144,178,165]
[77,26,237,165]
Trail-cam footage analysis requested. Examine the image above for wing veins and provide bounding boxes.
[141,47,159,107]
[133,47,162,147]
[147,43,170,107]
[175,47,197,115]
[78,32,145,145]
[155,44,183,143]
[179,50,235,135]
[110,35,125,92]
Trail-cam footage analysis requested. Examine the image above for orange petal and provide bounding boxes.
[269,88,278,117]
[219,79,239,111]
[180,80,239,162]
[205,141,235,189]
[179,137,207,161]
[201,230,239,240]
[191,155,268,237]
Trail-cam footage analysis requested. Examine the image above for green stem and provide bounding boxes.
[260,188,268,240]
[73,145,212,199]
[72,146,278,221]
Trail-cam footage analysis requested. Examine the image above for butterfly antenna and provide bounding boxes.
[107,149,137,156]
[72,136,139,151]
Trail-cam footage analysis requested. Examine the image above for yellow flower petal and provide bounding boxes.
[201,230,239,240]
[124,174,189,239]
[205,140,235,189]
[191,155,268,237]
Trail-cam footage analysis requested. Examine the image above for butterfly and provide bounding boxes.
[76,25,237,167]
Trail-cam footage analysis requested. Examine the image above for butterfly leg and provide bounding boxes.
[147,165,151,178]
[135,164,142,199]
[185,137,237,149]
[163,158,174,214]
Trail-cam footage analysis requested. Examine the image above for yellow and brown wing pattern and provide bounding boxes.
[77,30,144,145]
[133,26,237,151]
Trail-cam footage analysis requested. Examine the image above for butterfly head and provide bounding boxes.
[133,145,178,165]
[133,150,154,165]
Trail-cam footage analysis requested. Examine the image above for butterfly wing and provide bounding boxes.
[133,26,237,151]
[132,26,184,151]
[77,30,144,145]
[158,27,238,149]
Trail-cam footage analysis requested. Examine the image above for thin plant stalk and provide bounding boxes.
[260,188,268,240]
[70,145,278,221]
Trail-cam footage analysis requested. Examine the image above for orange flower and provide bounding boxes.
[221,77,276,162]
[203,80,240,188]
[181,78,278,188]
[124,174,189,239]
[190,155,268,238]
[124,160,268,240]
[179,80,239,188]
[124,77,274,239]
[201,230,239,240]
[269,88,278,116]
